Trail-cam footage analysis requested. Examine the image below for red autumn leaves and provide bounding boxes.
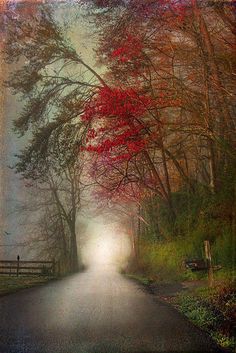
[82,87,151,122]
[81,87,152,160]
[81,28,182,162]
[81,85,181,160]
[110,34,143,63]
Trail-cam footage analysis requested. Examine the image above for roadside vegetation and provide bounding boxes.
[128,173,235,280]
[124,184,235,351]
[0,276,54,296]
[175,283,235,351]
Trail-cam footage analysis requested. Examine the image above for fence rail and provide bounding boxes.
[0,260,54,264]
[0,256,55,276]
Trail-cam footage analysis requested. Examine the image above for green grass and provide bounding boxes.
[125,273,152,286]
[174,282,236,351]
[136,234,234,283]
[137,239,206,282]
[0,275,54,296]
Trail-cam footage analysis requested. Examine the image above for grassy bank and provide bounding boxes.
[0,275,55,296]
[136,238,235,283]
[174,283,235,351]
[136,179,235,282]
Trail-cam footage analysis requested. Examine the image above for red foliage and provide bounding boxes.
[81,85,181,162]
[86,128,97,141]
[81,87,153,161]
[171,1,187,23]
[110,34,143,63]
[82,87,152,122]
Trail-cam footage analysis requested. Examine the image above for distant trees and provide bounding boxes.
[12,133,83,273]
[3,6,100,271]
[36,149,82,273]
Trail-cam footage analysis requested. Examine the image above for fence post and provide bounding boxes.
[204,240,214,287]
[52,259,55,276]
[57,260,61,277]
[16,255,20,277]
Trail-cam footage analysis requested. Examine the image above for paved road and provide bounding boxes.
[0,267,224,353]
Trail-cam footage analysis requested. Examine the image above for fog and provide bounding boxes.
[81,219,132,272]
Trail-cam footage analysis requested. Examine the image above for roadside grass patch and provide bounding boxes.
[0,275,54,296]
[125,273,152,286]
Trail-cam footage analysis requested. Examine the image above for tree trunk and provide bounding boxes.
[192,0,233,138]
[69,225,79,272]
[142,150,176,220]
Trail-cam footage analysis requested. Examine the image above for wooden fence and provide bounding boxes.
[0,256,55,276]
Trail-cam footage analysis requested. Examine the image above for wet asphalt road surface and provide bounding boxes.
[0,266,224,353]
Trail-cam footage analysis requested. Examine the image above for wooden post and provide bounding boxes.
[137,205,141,255]
[204,240,214,287]
[57,260,61,277]
[52,259,55,277]
[16,255,20,277]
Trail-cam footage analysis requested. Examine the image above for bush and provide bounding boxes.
[211,332,235,349]
[138,240,184,282]
[213,229,235,270]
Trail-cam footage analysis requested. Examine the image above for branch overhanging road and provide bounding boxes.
[0,267,224,353]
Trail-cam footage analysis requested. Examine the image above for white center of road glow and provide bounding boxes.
[81,222,131,271]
